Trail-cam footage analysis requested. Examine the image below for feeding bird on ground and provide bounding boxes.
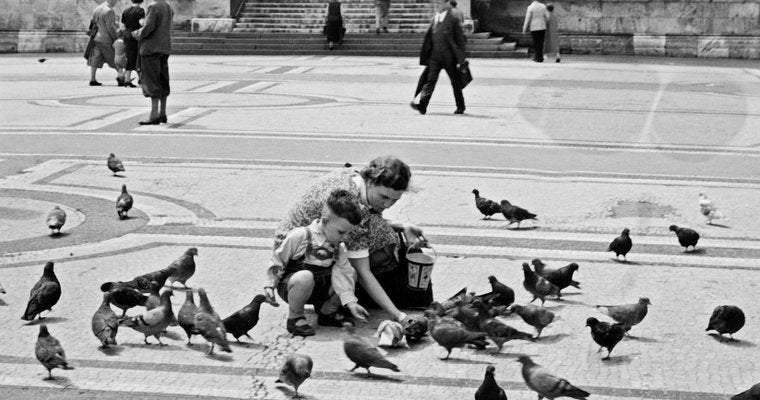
[706,305,745,341]
[276,353,313,398]
[35,324,73,380]
[100,281,149,317]
[472,189,504,220]
[178,290,200,345]
[509,304,558,340]
[424,310,488,359]
[536,263,581,295]
[698,192,727,225]
[107,153,125,175]
[607,228,633,262]
[401,313,428,342]
[167,247,198,288]
[486,275,515,307]
[46,206,66,235]
[517,355,589,399]
[116,184,133,220]
[522,262,560,305]
[595,297,651,333]
[194,288,231,354]
[471,301,534,351]
[92,292,119,348]
[222,294,279,342]
[22,261,61,321]
[118,290,174,345]
[342,323,399,375]
[586,317,628,360]
[500,199,537,229]
[375,320,407,347]
[669,225,700,252]
[475,365,508,400]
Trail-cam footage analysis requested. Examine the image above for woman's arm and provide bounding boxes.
[349,256,406,322]
[389,222,426,246]
[523,7,532,34]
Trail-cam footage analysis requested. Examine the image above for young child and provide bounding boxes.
[113,29,128,86]
[264,189,369,337]
[545,4,561,63]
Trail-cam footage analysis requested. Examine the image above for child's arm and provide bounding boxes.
[332,243,369,321]
[264,229,308,299]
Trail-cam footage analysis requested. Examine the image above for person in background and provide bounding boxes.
[522,0,550,62]
[544,4,560,63]
[449,0,464,28]
[374,0,390,34]
[88,0,120,86]
[132,0,174,125]
[121,0,145,87]
[324,1,345,50]
[113,29,127,85]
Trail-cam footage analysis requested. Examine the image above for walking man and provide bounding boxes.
[88,0,122,86]
[132,0,174,125]
[410,0,466,115]
[523,0,550,62]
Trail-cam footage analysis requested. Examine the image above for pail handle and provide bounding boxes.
[407,235,436,262]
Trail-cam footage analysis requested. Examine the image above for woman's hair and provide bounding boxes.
[547,4,554,11]
[360,155,411,191]
[326,189,362,225]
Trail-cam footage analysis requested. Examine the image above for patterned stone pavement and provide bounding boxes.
[0,54,759,399]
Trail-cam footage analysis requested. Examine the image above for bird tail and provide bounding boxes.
[516,331,535,341]
[61,364,75,370]
[564,384,590,399]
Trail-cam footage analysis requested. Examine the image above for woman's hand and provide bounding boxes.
[403,223,427,247]
[263,286,277,304]
[346,302,369,322]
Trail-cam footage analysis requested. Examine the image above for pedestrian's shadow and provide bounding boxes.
[98,345,126,356]
[708,333,756,347]
[24,317,68,326]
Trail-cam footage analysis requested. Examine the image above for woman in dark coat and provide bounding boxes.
[121,0,145,87]
[324,1,344,50]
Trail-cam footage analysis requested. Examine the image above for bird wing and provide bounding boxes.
[528,366,588,398]
[345,339,396,369]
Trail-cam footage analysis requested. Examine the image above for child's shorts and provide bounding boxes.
[276,264,333,306]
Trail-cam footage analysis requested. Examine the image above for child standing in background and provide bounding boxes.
[113,29,128,85]
[545,4,561,63]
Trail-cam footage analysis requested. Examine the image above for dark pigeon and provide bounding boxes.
[222,294,279,342]
[145,281,162,311]
[669,224,700,251]
[22,262,61,321]
[732,383,760,400]
[116,184,133,220]
[530,258,550,276]
[522,262,560,306]
[107,153,125,175]
[586,317,628,360]
[542,263,581,295]
[473,189,504,220]
[706,305,745,341]
[401,313,428,342]
[102,283,149,317]
[517,355,589,399]
[35,324,73,380]
[509,304,557,339]
[132,267,175,291]
[424,310,487,359]
[475,365,508,400]
[194,288,231,354]
[276,353,313,397]
[91,292,119,348]
[167,247,198,288]
[178,290,200,345]
[343,323,399,375]
[500,199,537,229]
[472,301,533,351]
[487,275,515,307]
[608,228,633,261]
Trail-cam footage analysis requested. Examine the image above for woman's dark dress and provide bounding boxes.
[121,5,145,70]
[324,2,345,43]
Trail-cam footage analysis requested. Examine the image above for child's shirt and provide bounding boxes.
[267,219,358,306]
[113,38,126,61]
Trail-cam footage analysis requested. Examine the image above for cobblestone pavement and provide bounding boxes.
[0,54,759,399]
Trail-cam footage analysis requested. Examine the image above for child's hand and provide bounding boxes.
[264,286,277,304]
[338,242,348,264]
[346,302,369,322]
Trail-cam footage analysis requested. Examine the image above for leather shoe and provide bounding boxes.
[454,108,465,114]
[89,80,102,86]
[159,115,167,123]
[116,77,125,87]
[138,118,160,125]
[409,102,426,115]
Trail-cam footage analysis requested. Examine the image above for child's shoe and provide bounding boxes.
[287,317,315,337]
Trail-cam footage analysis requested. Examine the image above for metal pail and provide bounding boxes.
[406,247,436,291]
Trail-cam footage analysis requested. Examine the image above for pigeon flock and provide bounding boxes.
[5,159,752,398]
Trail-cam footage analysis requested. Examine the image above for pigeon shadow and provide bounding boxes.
[49,232,71,239]
[440,355,493,365]
[98,345,126,356]
[230,340,267,350]
[558,292,583,297]
[44,375,75,387]
[612,259,641,265]
[684,248,706,255]
[121,342,183,350]
[24,317,68,326]
[601,353,637,365]
[625,335,659,343]
[707,222,731,229]
[554,298,588,306]
[112,174,127,178]
[186,343,235,360]
[206,352,234,362]
[506,225,540,231]
[351,372,404,382]
[0,298,7,306]
[275,385,316,400]
[708,333,756,347]
[534,333,570,344]
[487,351,525,359]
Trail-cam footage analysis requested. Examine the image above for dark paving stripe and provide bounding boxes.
[0,385,243,400]
[141,225,273,237]
[0,355,730,399]
[0,189,148,255]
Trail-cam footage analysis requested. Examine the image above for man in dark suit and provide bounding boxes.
[132,0,174,125]
[410,0,466,115]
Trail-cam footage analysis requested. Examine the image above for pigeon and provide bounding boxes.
[450,302,484,332]
[100,277,152,294]
[500,199,537,229]
[277,353,313,398]
[35,324,73,380]
[586,317,628,360]
[669,224,700,252]
[699,193,727,225]
[509,304,557,339]
[194,288,232,354]
[425,310,488,359]
[732,383,760,400]
[343,323,399,375]
[530,258,551,276]
[475,365,508,400]
[132,267,175,290]
[46,206,66,235]
[22,261,62,321]
[118,290,174,345]
[222,294,279,342]
[595,297,651,332]
[167,247,198,288]
[473,189,504,220]
[425,308,490,350]
[145,281,162,311]
[542,263,581,294]
[607,228,633,261]
[375,320,407,348]
[178,290,200,345]
[471,302,534,351]
[517,355,589,399]
[522,262,560,305]
[706,305,745,341]
[439,287,469,312]
[92,292,119,348]
[38,58,46,63]
[107,153,125,175]
[116,184,133,220]
[401,313,429,341]
[101,282,149,317]
[487,275,515,307]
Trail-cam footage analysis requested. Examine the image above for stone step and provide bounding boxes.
[237,17,431,24]
[242,3,433,10]
[172,47,527,58]
[173,40,507,51]
[242,0,431,5]
[234,22,431,29]
[174,36,502,44]
[238,12,433,18]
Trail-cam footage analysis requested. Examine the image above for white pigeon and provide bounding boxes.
[375,320,407,348]
[698,193,727,224]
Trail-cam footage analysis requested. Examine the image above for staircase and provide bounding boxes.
[172,0,527,57]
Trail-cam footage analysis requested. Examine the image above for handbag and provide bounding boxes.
[458,60,473,89]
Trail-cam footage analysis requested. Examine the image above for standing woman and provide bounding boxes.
[324,1,344,50]
[273,156,429,323]
[121,0,145,87]
[522,0,549,62]
[132,0,173,125]
[544,4,560,62]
